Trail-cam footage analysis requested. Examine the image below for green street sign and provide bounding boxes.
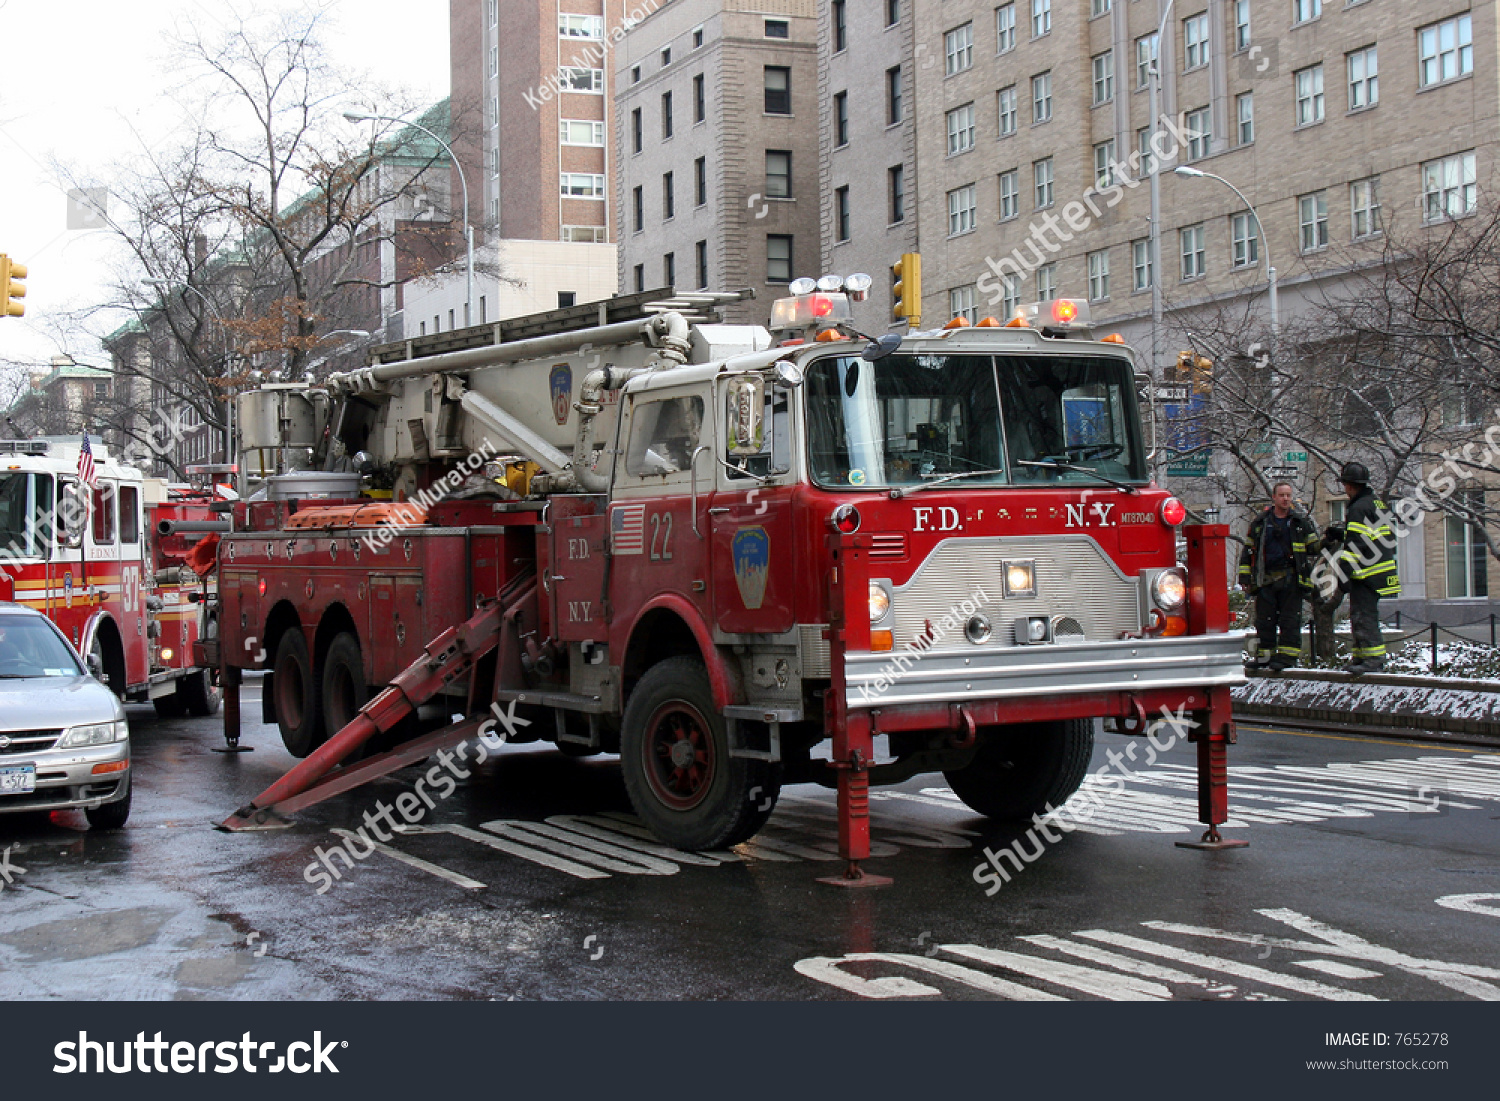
[1284,450,1308,463]
[1167,454,1211,477]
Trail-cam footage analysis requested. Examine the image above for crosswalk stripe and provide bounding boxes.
[545,816,728,866]
[1018,934,1238,995]
[481,821,674,875]
[431,823,609,880]
[939,944,1173,1000]
[793,953,1066,1001]
[330,828,485,890]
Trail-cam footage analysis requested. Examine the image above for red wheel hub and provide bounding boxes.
[642,701,716,810]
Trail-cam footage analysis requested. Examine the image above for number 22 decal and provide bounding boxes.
[649,512,674,561]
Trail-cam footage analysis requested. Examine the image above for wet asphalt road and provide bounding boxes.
[1,682,1497,1002]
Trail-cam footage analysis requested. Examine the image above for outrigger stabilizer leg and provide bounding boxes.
[211,666,254,753]
[1176,684,1248,851]
[219,602,504,831]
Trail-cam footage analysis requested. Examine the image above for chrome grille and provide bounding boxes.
[0,729,62,754]
[798,624,831,679]
[889,536,1142,649]
[868,533,908,560]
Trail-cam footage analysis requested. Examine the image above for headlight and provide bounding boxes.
[869,581,891,622]
[1002,559,1036,597]
[1152,568,1188,612]
[58,721,127,747]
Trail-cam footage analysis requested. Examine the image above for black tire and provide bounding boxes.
[152,691,188,718]
[85,781,131,830]
[89,635,123,699]
[273,628,324,757]
[943,719,1094,821]
[620,656,781,851]
[320,632,369,739]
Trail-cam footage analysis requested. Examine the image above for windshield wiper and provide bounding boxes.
[889,469,1009,499]
[1015,459,1141,495]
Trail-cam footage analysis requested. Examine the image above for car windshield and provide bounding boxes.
[804,352,1145,489]
[0,617,82,677]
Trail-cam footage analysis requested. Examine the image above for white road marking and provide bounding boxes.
[939,943,1173,1000]
[793,953,1065,1001]
[1017,934,1237,995]
[547,816,730,866]
[429,823,610,881]
[1293,960,1383,980]
[1435,893,1500,918]
[481,821,675,876]
[330,828,485,890]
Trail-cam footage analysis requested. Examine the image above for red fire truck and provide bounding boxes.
[216,286,1245,877]
[0,437,221,716]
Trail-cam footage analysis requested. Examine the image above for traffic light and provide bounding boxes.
[0,255,25,318]
[892,252,922,326]
[1191,353,1213,395]
[1174,350,1194,381]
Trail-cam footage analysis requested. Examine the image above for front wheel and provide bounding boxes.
[85,781,132,830]
[620,657,781,850]
[942,719,1094,821]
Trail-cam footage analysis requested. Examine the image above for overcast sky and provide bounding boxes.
[0,0,450,371]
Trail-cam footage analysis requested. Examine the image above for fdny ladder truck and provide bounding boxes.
[0,437,221,715]
[215,285,1246,879]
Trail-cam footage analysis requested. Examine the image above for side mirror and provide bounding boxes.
[726,376,766,457]
[863,333,902,362]
[86,651,104,678]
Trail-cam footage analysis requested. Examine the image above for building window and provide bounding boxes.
[1032,71,1052,123]
[1299,191,1329,251]
[1351,177,1381,238]
[835,186,851,241]
[94,381,109,400]
[562,226,607,243]
[765,150,792,198]
[561,173,607,198]
[489,45,498,77]
[1033,158,1054,208]
[1000,273,1023,318]
[1420,14,1472,87]
[834,91,849,146]
[1136,33,1158,89]
[1180,223,1206,279]
[1293,0,1320,25]
[694,26,704,48]
[1295,64,1324,125]
[631,108,642,154]
[1133,238,1153,291]
[1234,0,1250,51]
[558,291,577,309]
[559,14,604,38]
[664,252,675,287]
[887,67,904,124]
[1185,107,1211,160]
[1092,51,1115,105]
[1183,13,1208,70]
[945,23,974,74]
[996,3,1016,53]
[661,47,672,67]
[1231,212,1259,268]
[832,0,846,52]
[947,103,976,155]
[632,185,644,232]
[561,68,604,92]
[1091,0,1112,16]
[948,184,978,236]
[487,0,497,24]
[694,74,706,122]
[767,235,793,283]
[1447,490,1489,598]
[695,157,708,206]
[662,91,674,138]
[888,0,901,27]
[999,168,1019,220]
[1423,151,1477,221]
[696,240,709,290]
[634,264,645,293]
[663,172,675,219]
[950,285,978,324]
[765,67,791,114]
[1236,92,1254,144]
[890,165,906,223]
[631,66,641,84]
[1087,249,1110,301]
[1094,139,1116,187]
[560,119,605,146]
[997,85,1017,136]
[765,19,789,38]
[1347,47,1377,110]
[1035,263,1057,301]
[1031,0,1051,38]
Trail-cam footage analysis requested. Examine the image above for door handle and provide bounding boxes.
[707,507,730,516]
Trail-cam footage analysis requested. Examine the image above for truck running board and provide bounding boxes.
[220,602,505,831]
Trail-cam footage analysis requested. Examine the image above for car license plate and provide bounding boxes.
[0,764,36,795]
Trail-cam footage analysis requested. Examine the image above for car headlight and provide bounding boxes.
[1152,568,1188,612]
[869,581,891,622]
[58,721,127,747]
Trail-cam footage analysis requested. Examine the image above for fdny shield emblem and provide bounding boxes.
[550,363,572,426]
[732,527,770,610]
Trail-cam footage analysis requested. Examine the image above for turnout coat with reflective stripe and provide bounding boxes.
[1239,507,1320,590]
[1338,486,1401,597]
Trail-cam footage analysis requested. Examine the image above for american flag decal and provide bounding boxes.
[77,432,98,489]
[610,503,646,555]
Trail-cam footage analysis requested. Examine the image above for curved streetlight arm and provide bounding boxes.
[1173,167,1279,340]
[345,110,473,327]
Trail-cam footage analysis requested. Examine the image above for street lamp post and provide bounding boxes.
[1173,165,1280,343]
[145,278,238,475]
[344,110,473,328]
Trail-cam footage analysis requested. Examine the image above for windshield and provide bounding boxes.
[0,473,53,559]
[0,616,82,677]
[805,353,1144,489]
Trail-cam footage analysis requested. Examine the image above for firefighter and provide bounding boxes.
[1239,481,1320,670]
[1335,461,1400,674]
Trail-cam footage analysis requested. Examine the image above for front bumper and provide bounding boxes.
[0,742,130,815]
[845,631,1249,709]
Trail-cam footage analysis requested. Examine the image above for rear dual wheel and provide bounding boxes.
[942,719,1094,821]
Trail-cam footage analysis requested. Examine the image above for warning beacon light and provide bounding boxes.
[770,277,855,332]
[1012,298,1093,334]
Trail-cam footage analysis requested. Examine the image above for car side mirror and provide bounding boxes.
[86,652,104,678]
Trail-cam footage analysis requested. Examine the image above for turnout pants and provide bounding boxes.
[1254,574,1304,662]
[1348,581,1385,664]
